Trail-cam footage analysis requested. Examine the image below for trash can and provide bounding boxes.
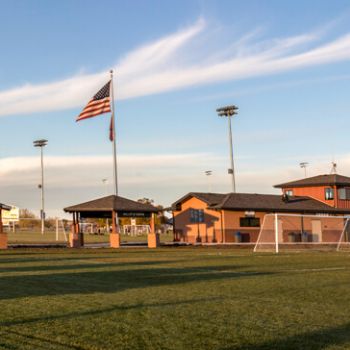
[301,232,308,243]
[288,233,295,242]
[295,233,302,242]
[234,231,242,243]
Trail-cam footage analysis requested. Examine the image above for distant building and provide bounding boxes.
[172,174,350,244]
[274,174,350,209]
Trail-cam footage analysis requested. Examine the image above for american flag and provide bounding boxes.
[109,116,114,142]
[76,80,111,121]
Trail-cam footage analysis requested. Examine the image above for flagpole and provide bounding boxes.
[110,70,118,196]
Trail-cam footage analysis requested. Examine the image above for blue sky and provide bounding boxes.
[1,0,350,217]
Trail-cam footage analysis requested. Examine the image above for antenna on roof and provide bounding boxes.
[330,161,337,174]
[299,162,309,178]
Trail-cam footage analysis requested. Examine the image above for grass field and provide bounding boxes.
[7,231,174,244]
[1,247,350,349]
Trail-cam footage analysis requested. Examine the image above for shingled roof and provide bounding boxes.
[0,203,12,211]
[64,195,159,213]
[209,193,350,213]
[172,192,350,214]
[274,174,350,188]
[172,192,227,208]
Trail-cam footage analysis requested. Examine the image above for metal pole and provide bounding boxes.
[228,116,236,193]
[275,213,279,254]
[40,146,45,235]
[56,218,59,241]
[110,70,119,235]
[110,70,118,196]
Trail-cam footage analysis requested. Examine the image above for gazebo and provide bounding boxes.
[64,195,160,248]
[0,203,13,249]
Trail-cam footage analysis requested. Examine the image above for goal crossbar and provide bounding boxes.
[253,213,350,253]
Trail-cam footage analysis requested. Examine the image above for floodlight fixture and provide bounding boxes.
[299,162,309,178]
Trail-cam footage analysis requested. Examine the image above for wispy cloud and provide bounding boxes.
[1,152,350,216]
[0,152,225,184]
[1,17,350,116]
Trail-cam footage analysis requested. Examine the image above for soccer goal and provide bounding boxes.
[253,213,350,253]
[5,218,69,243]
[122,225,151,236]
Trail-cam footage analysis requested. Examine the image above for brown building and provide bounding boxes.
[172,174,350,244]
[275,174,350,209]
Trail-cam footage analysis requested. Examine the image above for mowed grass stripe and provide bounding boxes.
[1,248,350,349]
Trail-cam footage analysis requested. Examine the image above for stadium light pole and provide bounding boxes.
[205,170,213,192]
[300,162,309,178]
[33,139,48,235]
[216,105,238,193]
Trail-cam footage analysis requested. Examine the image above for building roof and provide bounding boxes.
[274,174,350,188]
[0,203,12,211]
[172,192,350,214]
[210,193,349,213]
[172,192,227,208]
[64,195,159,213]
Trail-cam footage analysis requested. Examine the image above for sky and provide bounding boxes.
[1,0,350,218]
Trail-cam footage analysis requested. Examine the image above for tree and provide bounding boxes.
[19,208,37,219]
[19,209,38,229]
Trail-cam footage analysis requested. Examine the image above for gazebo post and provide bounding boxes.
[148,212,159,248]
[69,212,81,248]
[0,208,7,249]
[78,212,84,247]
[110,210,120,248]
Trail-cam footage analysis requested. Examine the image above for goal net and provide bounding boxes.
[5,218,69,244]
[122,225,151,236]
[253,213,350,253]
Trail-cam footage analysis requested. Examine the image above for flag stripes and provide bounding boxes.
[76,80,111,122]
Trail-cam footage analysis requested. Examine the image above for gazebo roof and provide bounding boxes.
[64,195,159,213]
[0,203,12,211]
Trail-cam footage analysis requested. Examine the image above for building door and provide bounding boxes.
[311,220,322,242]
[278,219,283,243]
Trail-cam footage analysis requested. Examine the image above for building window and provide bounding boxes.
[190,209,204,223]
[325,188,334,200]
[338,188,350,200]
[285,190,293,196]
[240,217,260,227]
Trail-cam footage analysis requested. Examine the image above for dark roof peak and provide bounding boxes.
[274,173,350,188]
[172,192,228,208]
[64,195,159,213]
[209,192,349,213]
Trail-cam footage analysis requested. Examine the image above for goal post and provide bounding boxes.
[122,225,151,236]
[5,217,68,243]
[254,213,350,253]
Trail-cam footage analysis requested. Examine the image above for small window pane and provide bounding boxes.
[325,188,334,200]
[339,188,346,200]
[240,217,260,227]
[190,209,204,223]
